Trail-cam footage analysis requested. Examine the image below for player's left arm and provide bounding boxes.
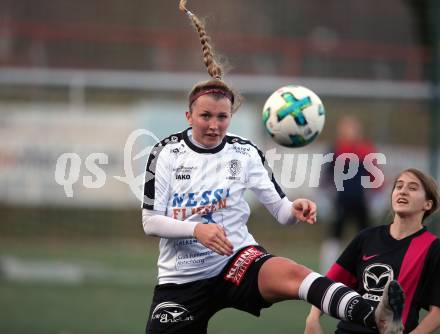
[409,305,440,334]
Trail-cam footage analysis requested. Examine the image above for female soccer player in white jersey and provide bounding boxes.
[142,1,404,333]
[305,169,440,334]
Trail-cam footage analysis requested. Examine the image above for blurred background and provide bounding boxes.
[0,0,439,333]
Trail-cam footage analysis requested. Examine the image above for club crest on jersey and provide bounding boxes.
[226,159,242,180]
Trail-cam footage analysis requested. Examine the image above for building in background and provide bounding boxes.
[0,0,437,218]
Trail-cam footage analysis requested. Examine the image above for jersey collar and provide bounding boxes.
[386,224,427,242]
[183,128,227,154]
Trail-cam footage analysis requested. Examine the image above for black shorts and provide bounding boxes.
[146,245,274,334]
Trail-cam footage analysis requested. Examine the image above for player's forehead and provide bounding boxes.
[395,172,422,186]
[192,95,232,113]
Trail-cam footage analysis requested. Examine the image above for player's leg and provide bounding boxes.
[218,245,275,316]
[258,257,404,334]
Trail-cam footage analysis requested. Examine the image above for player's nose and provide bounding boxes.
[208,118,218,130]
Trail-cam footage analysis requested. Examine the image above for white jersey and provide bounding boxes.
[143,128,285,284]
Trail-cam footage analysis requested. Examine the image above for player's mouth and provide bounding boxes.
[396,198,409,204]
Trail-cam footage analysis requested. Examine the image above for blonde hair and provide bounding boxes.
[179,0,242,113]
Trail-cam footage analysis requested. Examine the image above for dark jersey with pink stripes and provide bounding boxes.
[326,225,440,334]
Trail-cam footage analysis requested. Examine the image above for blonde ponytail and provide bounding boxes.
[179,1,242,112]
[179,0,223,80]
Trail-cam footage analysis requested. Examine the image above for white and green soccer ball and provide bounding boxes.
[262,85,326,148]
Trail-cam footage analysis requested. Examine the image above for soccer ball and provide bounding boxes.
[262,85,326,147]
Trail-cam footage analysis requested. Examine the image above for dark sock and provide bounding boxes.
[299,272,376,328]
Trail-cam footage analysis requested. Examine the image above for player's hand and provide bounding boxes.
[304,306,324,334]
[292,198,317,224]
[304,320,324,334]
[193,223,233,256]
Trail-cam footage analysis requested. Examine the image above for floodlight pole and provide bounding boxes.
[429,0,440,181]
[427,0,440,231]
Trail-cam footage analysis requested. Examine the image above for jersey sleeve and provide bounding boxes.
[415,239,440,309]
[326,231,364,288]
[247,145,285,204]
[263,197,297,225]
[142,144,171,211]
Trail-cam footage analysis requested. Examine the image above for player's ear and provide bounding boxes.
[424,199,433,211]
[185,111,192,125]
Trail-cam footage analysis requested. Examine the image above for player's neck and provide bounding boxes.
[390,215,424,240]
[188,129,222,149]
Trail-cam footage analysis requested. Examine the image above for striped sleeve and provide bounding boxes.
[142,142,171,211]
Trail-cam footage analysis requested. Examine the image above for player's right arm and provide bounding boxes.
[142,209,232,256]
[142,209,198,238]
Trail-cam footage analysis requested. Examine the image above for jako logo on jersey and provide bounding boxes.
[176,174,190,180]
[362,263,394,302]
[174,165,196,180]
[151,302,194,324]
[224,246,264,286]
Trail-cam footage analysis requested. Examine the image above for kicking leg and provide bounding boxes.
[258,257,403,333]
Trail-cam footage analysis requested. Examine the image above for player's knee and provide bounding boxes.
[285,260,311,284]
[258,257,312,301]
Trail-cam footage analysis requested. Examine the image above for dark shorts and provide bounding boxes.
[146,245,274,334]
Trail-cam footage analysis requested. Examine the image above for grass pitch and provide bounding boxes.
[0,238,339,334]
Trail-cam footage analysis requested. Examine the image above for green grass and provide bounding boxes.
[0,281,150,334]
[0,238,339,334]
